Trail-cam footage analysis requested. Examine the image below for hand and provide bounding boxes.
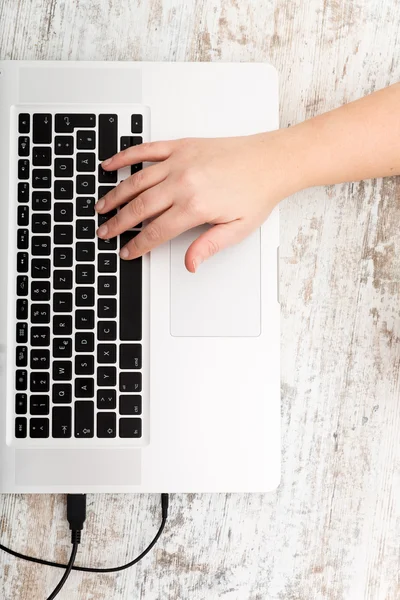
[95,131,304,272]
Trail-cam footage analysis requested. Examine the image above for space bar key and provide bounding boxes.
[119,232,142,341]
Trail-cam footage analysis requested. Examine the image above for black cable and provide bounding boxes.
[0,493,169,574]
[46,543,78,600]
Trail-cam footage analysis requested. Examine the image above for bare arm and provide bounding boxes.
[95,84,400,271]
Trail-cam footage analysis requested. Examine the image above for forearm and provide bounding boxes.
[287,83,400,189]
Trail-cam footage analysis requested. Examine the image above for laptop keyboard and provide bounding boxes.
[12,108,147,443]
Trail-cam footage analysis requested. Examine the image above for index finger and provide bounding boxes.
[101,140,176,170]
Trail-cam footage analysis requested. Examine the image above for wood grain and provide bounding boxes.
[1,0,400,598]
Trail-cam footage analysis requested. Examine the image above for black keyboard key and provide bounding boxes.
[97,344,117,364]
[54,225,73,245]
[30,349,50,369]
[52,406,72,438]
[97,366,116,387]
[16,394,27,415]
[120,136,142,151]
[54,202,73,222]
[15,417,27,438]
[31,303,50,323]
[53,292,73,313]
[76,287,94,307]
[98,298,116,318]
[16,299,28,319]
[77,153,95,172]
[76,242,95,261]
[16,346,27,367]
[32,213,51,233]
[18,182,29,203]
[16,370,28,390]
[98,276,116,296]
[30,372,49,392]
[76,175,95,195]
[119,418,142,438]
[53,361,72,381]
[75,380,94,399]
[17,229,29,249]
[30,418,49,438]
[98,186,115,200]
[54,180,73,200]
[97,389,116,410]
[31,236,51,256]
[98,321,116,341]
[120,395,142,415]
[18,136,30,156]
[55,114,96,133]
[17,276,28,296]
[77,130,96,150]
[131,163,143,175]
[53,315,72,335]
[120,344,142,369]
[33,114,52,144]
[131,115,143,134]
[17,252,29,273]
[55,158,73,178]
[53,383,72,404]
[18,159,29,180]
[119,372,142,393]
[75,310,95,329]
[76,219,95,239]
[33,147,51,166]
[99,114,117,161]
[98,164,117,184]
[76,196,95,216]
[53,338,72,358]
[32,258,51,279]
[30,395,49,415]
[54,247,73,267]
[76,264,95,284]
[32,192,51,211]
[98,253,118,274]
[74,400,94,436]
[31,281,50,301]
[54,270,73,290]
[75,355,94,375]
[97,412,116,438]
[18,205,29,226]
[98,209,117,227]
[98,236,117,250]
[19,113,30,134]
[30,326,50,346]
[75,332,95,352]
[120,232,142,340]
[32,168,51,188]
[55,135,74,155]
[16,322,28,342]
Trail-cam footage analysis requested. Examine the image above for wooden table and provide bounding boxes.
[1,1,399,598]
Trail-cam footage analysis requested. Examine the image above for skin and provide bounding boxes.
[96,83,400,272]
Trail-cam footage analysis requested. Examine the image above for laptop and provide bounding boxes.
[0,61,280,493]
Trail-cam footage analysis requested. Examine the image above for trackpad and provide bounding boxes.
[170,226,261,337]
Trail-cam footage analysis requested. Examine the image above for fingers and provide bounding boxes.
[101,140,176,170]
[120,206,196,260]
[95,163,168,213]
[185,220,248,273]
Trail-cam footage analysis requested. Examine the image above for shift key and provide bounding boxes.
[99,114,117,161]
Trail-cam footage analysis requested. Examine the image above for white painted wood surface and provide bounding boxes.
[1,0,400,598]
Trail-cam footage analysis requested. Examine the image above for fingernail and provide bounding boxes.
[102,158,112,167]
[192,258,203,272]
[97,224,108,237]
[95,199,105,211]
[120,247,129,259]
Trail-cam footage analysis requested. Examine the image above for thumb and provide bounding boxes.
[185,220,247,273]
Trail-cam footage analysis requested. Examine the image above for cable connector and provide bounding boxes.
[67,494,87,545]
[161,493,169,520]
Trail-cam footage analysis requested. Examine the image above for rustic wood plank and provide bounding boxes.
[0,0,399,598]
